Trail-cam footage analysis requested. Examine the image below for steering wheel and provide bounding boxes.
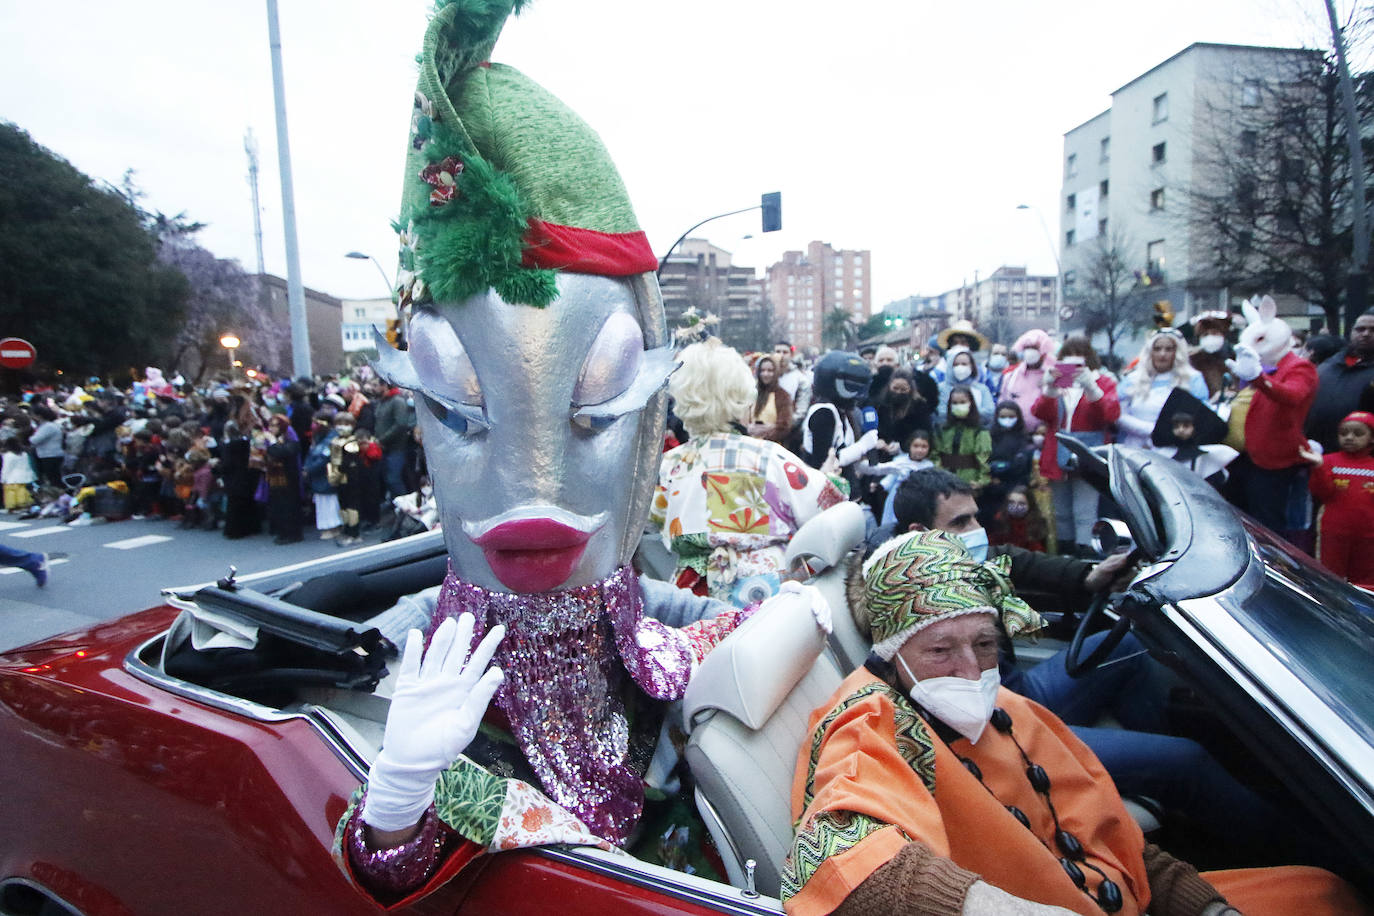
[1064,590,1133,678]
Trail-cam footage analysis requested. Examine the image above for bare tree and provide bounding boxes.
[1065,227,1150,359]
[1184,49,1374,332]
[157,228,282,381]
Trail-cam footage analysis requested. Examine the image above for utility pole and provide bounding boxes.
[1326,0,1369,334]
[266,0,312,376]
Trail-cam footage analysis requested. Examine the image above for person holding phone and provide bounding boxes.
[1031,337,1120,556]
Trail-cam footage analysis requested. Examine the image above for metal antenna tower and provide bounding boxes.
[244,128,266,277]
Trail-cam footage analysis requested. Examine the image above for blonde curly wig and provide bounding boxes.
[669,338,755,439]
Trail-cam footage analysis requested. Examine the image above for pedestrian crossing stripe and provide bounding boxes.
[9,526,72,538]
[0,520,30,531]
[102,535,174,550]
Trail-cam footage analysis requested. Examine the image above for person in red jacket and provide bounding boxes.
[1031,336,1120,556]
[1226,295,1318,541]
[1302,411,1374,585]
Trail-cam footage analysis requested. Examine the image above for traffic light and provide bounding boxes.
[761,192,782,233]
[1152,301,1174,329]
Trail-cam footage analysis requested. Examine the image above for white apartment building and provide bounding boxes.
[340,297,395,353]
[1060,43,1319,325]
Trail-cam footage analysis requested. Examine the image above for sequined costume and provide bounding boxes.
[339,566,751,899]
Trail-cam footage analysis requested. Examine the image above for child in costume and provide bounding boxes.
[337,1,831,903]
[934,388,990,490]
[1302,411,1374,585]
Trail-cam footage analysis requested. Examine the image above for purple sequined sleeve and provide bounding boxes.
[345,794,449,898]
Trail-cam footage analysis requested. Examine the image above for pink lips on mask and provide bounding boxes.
[472,518,596,593]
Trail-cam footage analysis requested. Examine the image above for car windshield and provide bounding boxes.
[1222,520,1374,748]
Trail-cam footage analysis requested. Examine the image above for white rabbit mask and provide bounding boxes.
[1237,295,1293,370]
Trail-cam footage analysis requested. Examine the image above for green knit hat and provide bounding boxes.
[393,0,657,315]
[863,530,1044,660]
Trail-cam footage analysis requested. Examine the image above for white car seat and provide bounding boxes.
[682,595,844,897]
[785,502,868,671]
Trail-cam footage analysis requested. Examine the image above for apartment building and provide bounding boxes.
[1060,42,1320,324]
[763,241,872,350]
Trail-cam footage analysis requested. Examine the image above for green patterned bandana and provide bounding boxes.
[864,530,1044,660]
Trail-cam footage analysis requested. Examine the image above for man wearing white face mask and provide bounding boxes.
[782,529,1360,916]
[1187,312,1235,398]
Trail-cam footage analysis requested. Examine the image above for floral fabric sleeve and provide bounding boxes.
[679,606,757,663]
[336,756,612,905]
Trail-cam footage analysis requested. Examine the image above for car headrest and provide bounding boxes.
[785,502,865,576]
[682,597,829,732]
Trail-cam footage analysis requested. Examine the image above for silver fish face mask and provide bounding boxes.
[375,273,671,593]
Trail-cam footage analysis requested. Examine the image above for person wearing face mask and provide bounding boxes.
[783,528,1361,916]
[1187,312,1235,398]
[982,402,1034,520]
[935,349,995,426]
[881,470,1314,872]
[934,388,991,492]
[982,343,1011,399]
[1001,329,1057,432]
[988,485,1049,551]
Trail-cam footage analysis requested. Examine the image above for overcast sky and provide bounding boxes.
[0,0,1355,309]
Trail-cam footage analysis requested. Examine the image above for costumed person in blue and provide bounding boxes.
[336,1,830,904]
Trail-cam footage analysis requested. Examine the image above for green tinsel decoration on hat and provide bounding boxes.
[395,0,658,314]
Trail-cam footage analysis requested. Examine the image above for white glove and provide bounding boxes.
[1226,345,1262,382]
[766,580,833,634]
[361,614,505,832]
[1076,368,1103,402]
[836,428,880,466]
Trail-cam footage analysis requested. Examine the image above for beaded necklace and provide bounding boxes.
[957,707,1124,914]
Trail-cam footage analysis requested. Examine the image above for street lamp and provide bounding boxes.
[219,333,240,377]
[1017,203,1063,337]
[345,251,393,297]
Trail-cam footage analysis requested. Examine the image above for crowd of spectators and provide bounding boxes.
[1,367,433,547]
[671,305,1374,585]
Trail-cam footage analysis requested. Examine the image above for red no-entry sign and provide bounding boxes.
[0,338,36,370]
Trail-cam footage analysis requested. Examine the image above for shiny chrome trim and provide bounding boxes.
[0,877,87,916]
[160,528,446,598]
[123,634,370,781]
[535,846,782,915]
[1170,596,1374,809]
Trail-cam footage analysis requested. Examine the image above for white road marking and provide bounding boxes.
[0,520,31,531]
[9,526,72,538]
[102,534,174,550]
[0,557,69,575]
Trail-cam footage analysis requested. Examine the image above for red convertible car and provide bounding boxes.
[3,445,1373,915]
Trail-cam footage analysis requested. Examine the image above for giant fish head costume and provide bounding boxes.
[371,0,686,843]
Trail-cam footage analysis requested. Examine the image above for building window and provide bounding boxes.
[1152,93,1168,123]
[1066,193,1076,212]
[1100,137,1110,162]
[1152,142,1166,164]
[1147,239,1166,274]
[354,308,366,318]
[1241,130,1258,157]
[1150,187,1165,210]
[1099,179,1109,197]
[1066,153,1077,177]
[1242,78,1262,107]
[1066,229,1076,247]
